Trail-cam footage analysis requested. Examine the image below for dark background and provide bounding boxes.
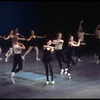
[0,1,100,52]
[0,1,44,49]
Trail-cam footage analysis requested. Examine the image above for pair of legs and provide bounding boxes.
[55,50,69,75]
[76,44,84,62]
[11,54,23,83]
[5,47,13,62]
[22,46,40,60]
[43,61,54,84]
[67,56,76,67]
[0,47,2,60]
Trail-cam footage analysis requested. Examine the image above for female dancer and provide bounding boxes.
[14,28,25,41]
[11,36,26,84]
[4,29,25,62]
[42,40,55,85]
[15,28,25,39]
[3,30,14,62]
[52,32,69,75]
[22,30,46,61]
[77,20,94,62]
[67,34,81,67]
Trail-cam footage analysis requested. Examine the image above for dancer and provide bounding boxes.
[22,30,46,61]
[52,32,69,75]
[14,28,25,41]
[94,24,100,64]
[3,30,14,62]
[3,29,25,62]
[42,40,55,85]
[67,34,81,67]
[10,36,26,84]
[77,20,94,62]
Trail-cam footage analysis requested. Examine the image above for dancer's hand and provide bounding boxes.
[44,35,47,38]
[3,36,6,39]
[80,42,86,45]
[51,48,54,54]
[78,39,82,42]
[23,38,26,40]
[25,38,28,41]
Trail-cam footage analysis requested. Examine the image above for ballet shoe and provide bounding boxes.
[5,54,8,57]
[78,58,83,62]
[5,58,8,62]
[0,58,2,61]
[36,58,40,60]
[64,68,68,74]
[11,78,15,84]
[68,73,71,79]
[51,81,55,85]
[60,69,64,74]
[96,60,100,64]
[11,72,15,78]
[46,81,49,85]
[22,56,25,60]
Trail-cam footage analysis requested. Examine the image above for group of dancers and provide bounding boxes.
[0,20,100,85]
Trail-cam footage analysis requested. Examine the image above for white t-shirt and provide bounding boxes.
[13,44,21,54]
[53,40,64,50]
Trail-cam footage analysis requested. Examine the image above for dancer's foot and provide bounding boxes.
[46,81,49,85]
[60,69,64,74]
[11,72,15,78]
[0,58,2,61]
[96,60,100,64]
[22,56,25,60]
[67,73,71,79]
[5,57,8,62]
[11,78,15,84]
[36,58,40,61]
[51,81,55,85]
[64,68,68,74]
[78,58,83,62]
[5,54,8,57]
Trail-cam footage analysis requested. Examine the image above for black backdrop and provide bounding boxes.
[43,1,100,51]
[0,1,100,51]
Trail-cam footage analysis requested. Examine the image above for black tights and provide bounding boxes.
[76,45,83,59]
[43,61,53,81]
[12,54,23,73]
[67,56,76,66]
[55,50,68,69]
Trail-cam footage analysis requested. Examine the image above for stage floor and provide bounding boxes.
[0,49,100,99]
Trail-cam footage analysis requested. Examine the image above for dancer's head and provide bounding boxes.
[10,30,14,35]
[57,32,62,39]
[12,36,18,43]
[47,39,52,46]
[15,28,18,33]
[79,27,83,32]
[96,25,100,30]
[31,30,35,35]
[69,34,74,42]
